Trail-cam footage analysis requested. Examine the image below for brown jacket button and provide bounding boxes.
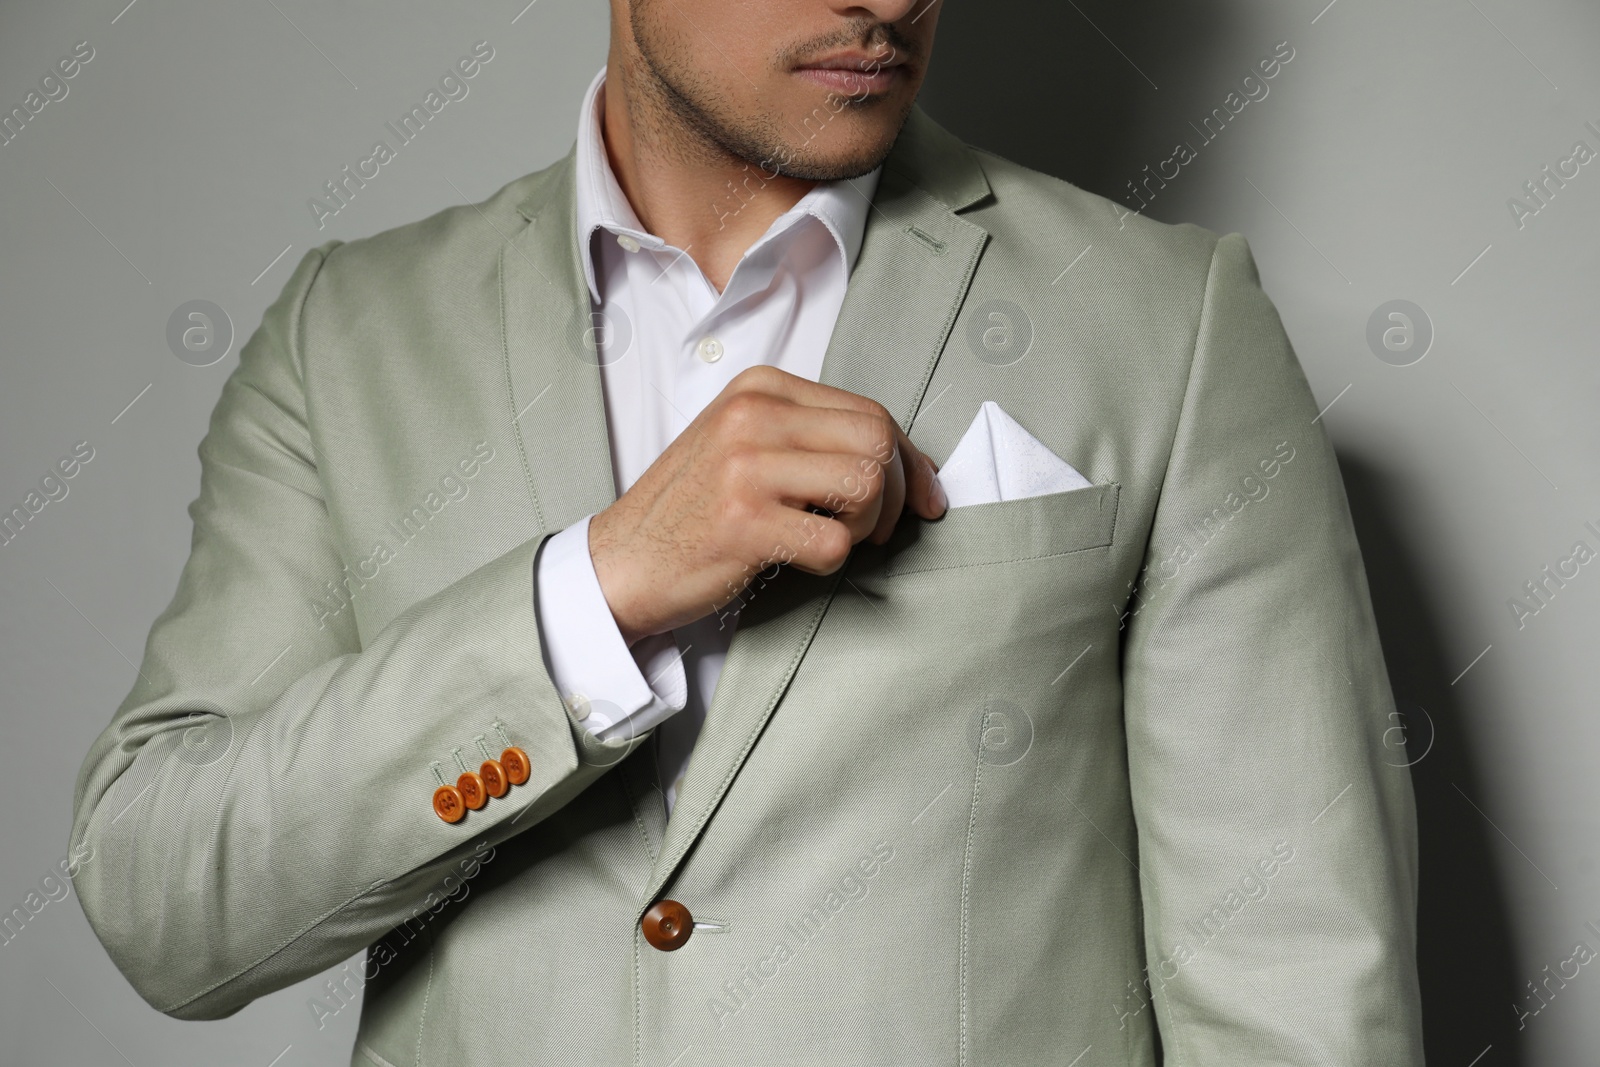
[479,758,509,798]
[456,771,487,810]
[501,746,531,786]
[432,784,466,823]
[642,900,693,951]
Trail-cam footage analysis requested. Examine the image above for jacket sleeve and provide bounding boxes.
[68,244,646,1021]
[1120,233,1424,1063]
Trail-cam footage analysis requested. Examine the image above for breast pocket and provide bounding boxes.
[882,482,1121,577]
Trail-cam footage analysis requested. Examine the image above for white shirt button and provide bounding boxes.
[565,692,592,721]
[697,336,724,363]
[616,233,641,253]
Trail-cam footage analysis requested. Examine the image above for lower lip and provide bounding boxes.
[793,66,904,95]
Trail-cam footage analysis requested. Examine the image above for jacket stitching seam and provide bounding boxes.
[633,930,643,1067]
[1107,480,1125,548]
[885,483,1122,576]
[958,717,986,1067]
[887,537,1113,577]
[618,759,658,865]
[498,241,545,530]
[907,224,987,431]
[414,940,435,1067]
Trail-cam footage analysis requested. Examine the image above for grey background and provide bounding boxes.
[1,0,1594,1064]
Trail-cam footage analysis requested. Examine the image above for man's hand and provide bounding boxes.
[588,365,947,645]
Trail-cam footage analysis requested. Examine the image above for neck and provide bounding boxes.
[601,58,816,293]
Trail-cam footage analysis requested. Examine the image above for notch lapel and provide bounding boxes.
[641,107,994,905]
[502,147,619,535]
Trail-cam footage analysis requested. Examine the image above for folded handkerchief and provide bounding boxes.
[936,401,1091,509]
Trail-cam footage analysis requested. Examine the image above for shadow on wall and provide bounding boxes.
[1344,456,1523,1066]
[920,4,1522,1062]
[917,0,1241,220]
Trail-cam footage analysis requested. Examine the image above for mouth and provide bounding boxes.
[792,48,908,96]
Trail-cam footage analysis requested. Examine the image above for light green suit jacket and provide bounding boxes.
[71,105,1423,1065]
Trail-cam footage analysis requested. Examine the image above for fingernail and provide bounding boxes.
[932,473,948,513]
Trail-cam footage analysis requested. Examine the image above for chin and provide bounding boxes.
[775,150,891,182]
[766,106,913,181]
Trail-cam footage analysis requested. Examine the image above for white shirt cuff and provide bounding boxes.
[534,515,687,742]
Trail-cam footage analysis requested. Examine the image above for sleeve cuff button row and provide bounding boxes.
[431,725,531,823]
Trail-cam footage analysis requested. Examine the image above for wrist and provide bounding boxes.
[588,509,651,647]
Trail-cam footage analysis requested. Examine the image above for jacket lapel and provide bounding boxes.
[641,107,993,903]
[502,151,620,534]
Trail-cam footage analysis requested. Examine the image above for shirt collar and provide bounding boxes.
[573,65,881,304]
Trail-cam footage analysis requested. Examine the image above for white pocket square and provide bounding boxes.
[936,401,1091,509]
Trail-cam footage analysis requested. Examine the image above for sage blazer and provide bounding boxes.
[70,104,1424,1066]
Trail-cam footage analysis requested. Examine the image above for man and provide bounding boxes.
[71,0,1424,1062]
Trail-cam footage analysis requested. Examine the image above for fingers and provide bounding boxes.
[711,365,946,554]
[743,450,889,544]
[723,397,891,459]
[769,510,855,576]
[719,368,945,508]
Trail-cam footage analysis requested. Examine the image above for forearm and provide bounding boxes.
[70,532,644,1020]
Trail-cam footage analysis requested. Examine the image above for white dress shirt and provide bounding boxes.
[534,67,880,812]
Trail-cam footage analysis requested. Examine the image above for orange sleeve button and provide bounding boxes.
[479,758,508,798]
[501,746,531,786]
[432,784,466,823]
[456,771,487,810]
